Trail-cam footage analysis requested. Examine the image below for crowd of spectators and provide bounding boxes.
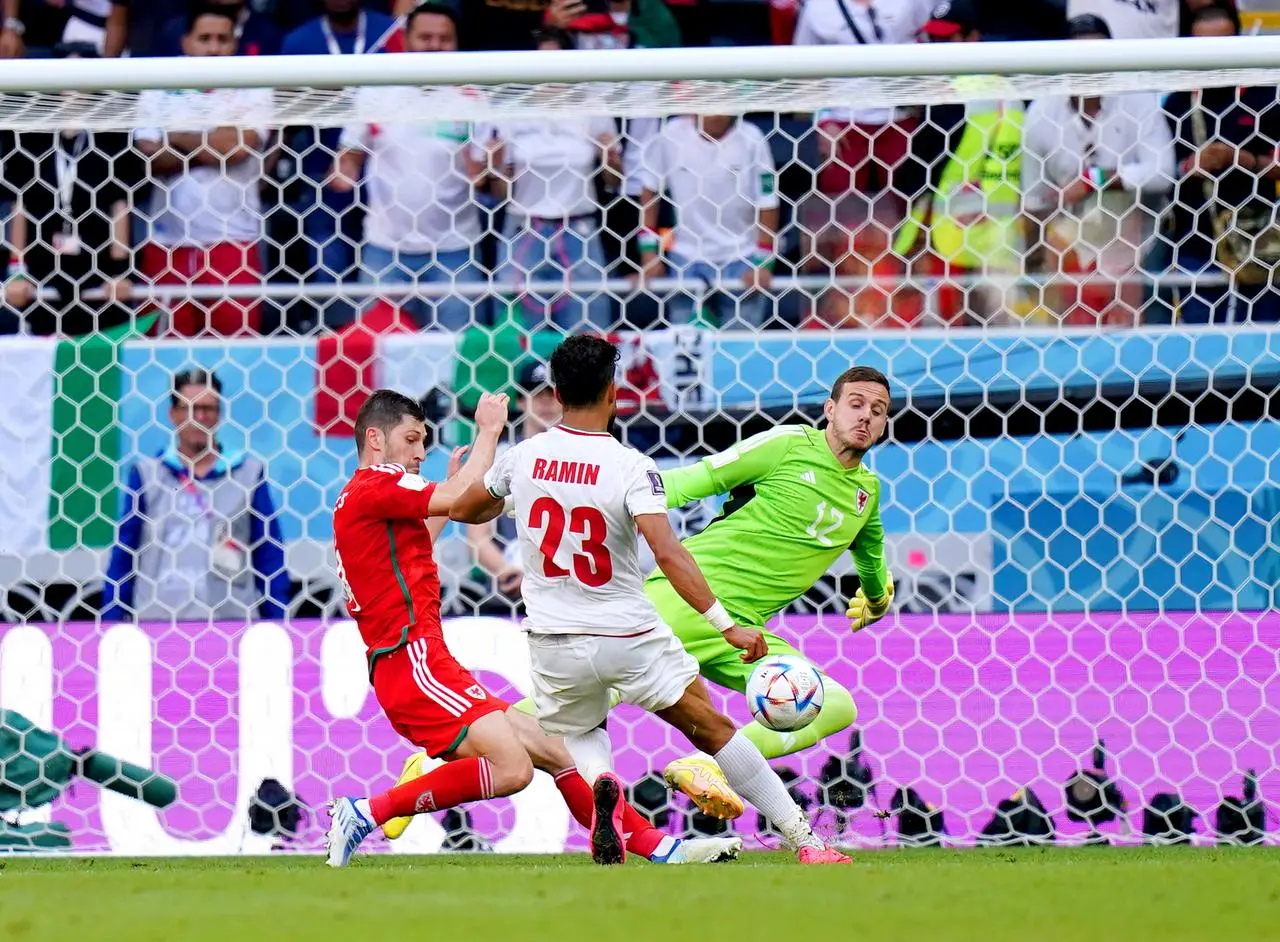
[0,0,1276,337]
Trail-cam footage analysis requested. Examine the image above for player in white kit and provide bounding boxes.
[450,335,850,865]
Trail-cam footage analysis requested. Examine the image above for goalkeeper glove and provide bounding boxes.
[846,577,894,633]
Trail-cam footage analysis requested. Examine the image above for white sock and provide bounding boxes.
[353,798,373,824]
[652,835,677,857]
[564,728,614,786]
[713,732,820,851]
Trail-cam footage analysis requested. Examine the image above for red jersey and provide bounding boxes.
[333,463,442,669]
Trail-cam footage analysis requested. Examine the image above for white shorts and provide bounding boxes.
[526,626,699,737]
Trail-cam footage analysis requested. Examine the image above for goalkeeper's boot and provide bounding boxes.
[381,751,426,840]
[663,757,745,820]
[650,835,744,864]
[590,773,626,866]
[325,797,374,868]
[778,812,851,865]
[798,844,852,865]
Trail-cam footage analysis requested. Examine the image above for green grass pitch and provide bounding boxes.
[3,848,1279,941]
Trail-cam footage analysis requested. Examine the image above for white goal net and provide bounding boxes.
[0,38,1276,854]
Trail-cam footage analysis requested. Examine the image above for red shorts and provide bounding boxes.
[371,636,509,758]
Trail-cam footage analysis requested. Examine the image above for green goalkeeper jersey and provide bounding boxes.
[649,424,889,628]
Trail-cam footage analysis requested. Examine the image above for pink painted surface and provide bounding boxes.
[2,610,1276,850]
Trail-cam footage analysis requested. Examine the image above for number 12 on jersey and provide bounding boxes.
[528,497,614,587]
[805,501,845,547]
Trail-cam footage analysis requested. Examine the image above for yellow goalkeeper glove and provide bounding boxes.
[845,577,894,633]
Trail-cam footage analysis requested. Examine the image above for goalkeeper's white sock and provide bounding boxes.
[712,732,821,851]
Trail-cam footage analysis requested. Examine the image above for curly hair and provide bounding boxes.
[548,335,620,409]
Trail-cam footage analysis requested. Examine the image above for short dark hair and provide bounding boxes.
[1190,2,1241,35]
[1067,13,1111,39]
[533,26,575,49]
[418,387,454,450]
[354,389,426,456]
[515,358,551,397]
[406,1,459,32]
[186,4,237,34]
[171,367,222,407]
[549,336,620,409]
[52,41,101,59]
[829,366,891,403]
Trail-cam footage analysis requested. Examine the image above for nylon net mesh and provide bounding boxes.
[0,56,1275,853]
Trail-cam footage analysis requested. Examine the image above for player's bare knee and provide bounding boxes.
[504,705,571,773]
[489,751,536,796]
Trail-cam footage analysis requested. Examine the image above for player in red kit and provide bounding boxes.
[326,388,742,867]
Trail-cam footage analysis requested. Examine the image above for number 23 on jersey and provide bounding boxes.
[528,497,614,587]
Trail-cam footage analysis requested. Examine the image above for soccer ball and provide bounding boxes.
[746,655,824,732]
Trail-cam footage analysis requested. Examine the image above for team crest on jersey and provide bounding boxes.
[855,488,870,516]
[648,471,665,496]
[467,684,487,700]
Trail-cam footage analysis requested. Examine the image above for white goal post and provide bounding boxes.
[0,36,1279,126]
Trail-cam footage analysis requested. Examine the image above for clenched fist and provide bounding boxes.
[474,392,510,434]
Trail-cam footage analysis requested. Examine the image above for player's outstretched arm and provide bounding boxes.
[426,392,509,518]
[634,513,767,663]
[659,426,804,510]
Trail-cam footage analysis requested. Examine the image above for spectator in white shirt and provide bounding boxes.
[478,28,618,331]
[793,0,933,327]
[638,115,780,327]
[134,6,272,336]
[1067,0,1177,39]
[333,4,485,331]
[1022,13,1175,325]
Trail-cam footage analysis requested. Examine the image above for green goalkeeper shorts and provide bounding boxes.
[646,576,805,694]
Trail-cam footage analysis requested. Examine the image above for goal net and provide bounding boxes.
[0,39,1275,854]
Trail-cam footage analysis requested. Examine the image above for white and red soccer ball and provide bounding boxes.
[746,655,824,732]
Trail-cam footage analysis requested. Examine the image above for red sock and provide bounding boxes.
[553,768,664,859]
[368,757,493,825]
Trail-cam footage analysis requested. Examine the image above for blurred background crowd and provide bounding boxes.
[0,0,1277,339]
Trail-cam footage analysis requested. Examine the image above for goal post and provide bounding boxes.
[3,36,1280,125]
[0,36,1276,853]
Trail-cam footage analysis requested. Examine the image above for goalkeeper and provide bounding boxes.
[382,366,893,838]
[659,365,893,788]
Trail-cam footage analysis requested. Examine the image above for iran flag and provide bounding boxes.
[0,320,144,555]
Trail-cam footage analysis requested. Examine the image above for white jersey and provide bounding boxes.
[483,424,667,635]
[1067,0,1178,40]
